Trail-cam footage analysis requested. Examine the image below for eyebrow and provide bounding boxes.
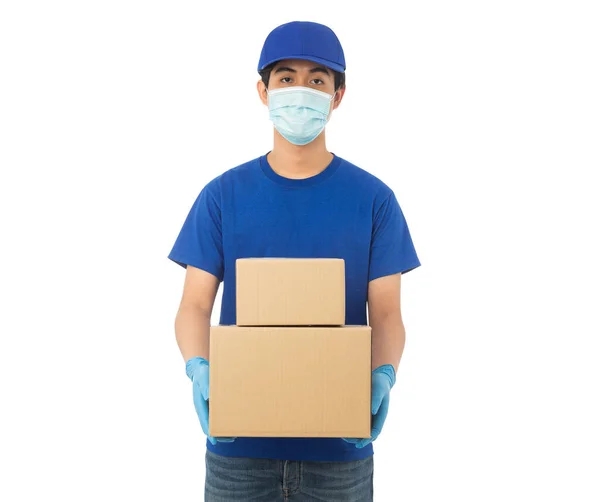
[273,66,331,76]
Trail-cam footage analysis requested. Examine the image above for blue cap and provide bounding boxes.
[258,21,346,73]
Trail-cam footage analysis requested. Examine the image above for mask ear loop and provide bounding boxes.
[325,90,337,123]
[265,87,276,112]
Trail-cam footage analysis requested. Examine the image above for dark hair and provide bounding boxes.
[258,62,346,91]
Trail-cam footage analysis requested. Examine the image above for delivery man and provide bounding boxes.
[168,20,421,502]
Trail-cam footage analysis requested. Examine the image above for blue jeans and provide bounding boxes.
[205,449,374,501]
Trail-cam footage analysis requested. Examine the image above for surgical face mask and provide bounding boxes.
[267,86,336,146]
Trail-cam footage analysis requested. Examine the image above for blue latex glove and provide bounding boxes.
[343,364,396,448]
[185,356,235,446]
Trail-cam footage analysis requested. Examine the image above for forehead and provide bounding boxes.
[272,58,332,73]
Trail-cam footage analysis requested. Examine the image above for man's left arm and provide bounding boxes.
[369,272,405,372]
[344,190,419,447]
[343,272,404,448]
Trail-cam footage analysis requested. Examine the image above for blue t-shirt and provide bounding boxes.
[168,152,421,462]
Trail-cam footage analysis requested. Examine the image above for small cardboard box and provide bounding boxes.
[236,258,345,326]
[208,325,371,438]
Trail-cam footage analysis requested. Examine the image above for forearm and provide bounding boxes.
[174,303,211,362]
[370,311,406,372]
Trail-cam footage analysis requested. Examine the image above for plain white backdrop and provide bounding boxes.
[1,1,599,501]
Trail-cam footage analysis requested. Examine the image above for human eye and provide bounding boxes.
[280,76,293,83]
[310,78,324,85]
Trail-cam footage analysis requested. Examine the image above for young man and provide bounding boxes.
[169,21,421,502]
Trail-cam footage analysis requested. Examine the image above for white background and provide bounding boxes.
[1,1,599,501]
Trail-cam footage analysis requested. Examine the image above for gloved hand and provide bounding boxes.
[343,364,396,448]
[185,356,236,446]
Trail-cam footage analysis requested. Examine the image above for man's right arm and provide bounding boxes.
[174,265,220,362]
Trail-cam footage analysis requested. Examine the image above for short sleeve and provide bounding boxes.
[167,182,224,281]
[369,192,421,281]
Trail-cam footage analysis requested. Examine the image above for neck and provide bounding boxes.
[267,130,334,179]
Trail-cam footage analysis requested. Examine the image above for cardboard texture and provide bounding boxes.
[236,258,345,326]
[209,326,372,438]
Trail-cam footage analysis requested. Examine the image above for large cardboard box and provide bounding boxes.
[236,258,345,326]
[209,325,371,438]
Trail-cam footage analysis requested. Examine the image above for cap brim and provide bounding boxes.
[259,54,345,73]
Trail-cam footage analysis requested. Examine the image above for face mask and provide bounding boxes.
[267,86,336,146]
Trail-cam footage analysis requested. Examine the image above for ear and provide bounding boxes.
[332,86,345,111]
[257,80,268,106]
